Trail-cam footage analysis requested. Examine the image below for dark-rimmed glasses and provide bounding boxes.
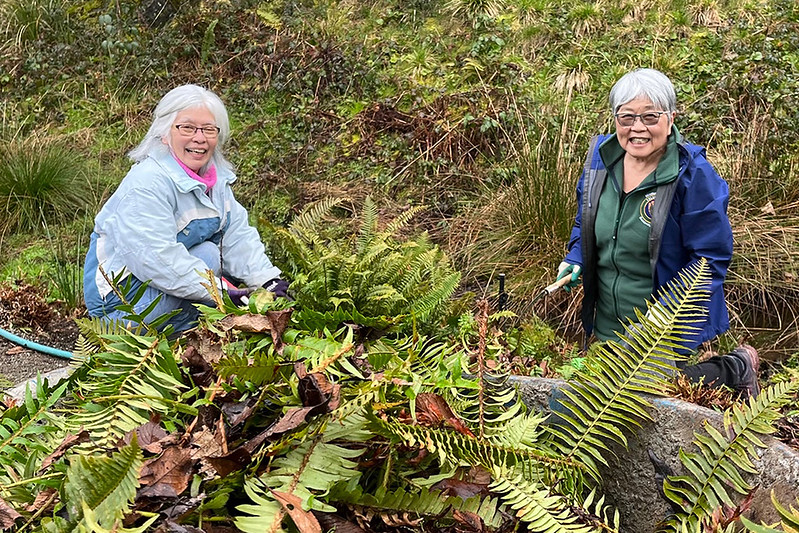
[614,111,668,127]
[174,124,221,138]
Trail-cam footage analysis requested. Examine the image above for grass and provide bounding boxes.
[0,136,94,236]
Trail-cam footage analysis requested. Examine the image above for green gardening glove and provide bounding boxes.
[556,262,582,292]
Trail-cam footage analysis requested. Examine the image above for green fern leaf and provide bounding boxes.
[662,380,799,532]
[290,197,346,235]
[67,332,191,446]
[489,466,595,532]
[380,204,426,237]
[235,479,286,533]
[60,438,143,529]
[409,271,460,321]
[369,411,584,483]
[328,482,506,529]
[547,260,713,479]
[216,351,279,385]
[355,196,378,255]
[237,417,366,531]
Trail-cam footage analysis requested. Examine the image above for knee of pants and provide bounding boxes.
[188,241,221,275]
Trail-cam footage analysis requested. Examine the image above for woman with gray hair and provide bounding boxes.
[556,68,759,399]
[84,84,289,333]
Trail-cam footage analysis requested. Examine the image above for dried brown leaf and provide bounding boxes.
[24,488,58,514]
[217,310,292,352]
[0,497,21,530]
[453,509,485,532]
[271,490,322,533]
[205,447,252,478]
[139,444,196,498]
[39,430,90,471]
[416,392,475,437]
[313,511,368,533]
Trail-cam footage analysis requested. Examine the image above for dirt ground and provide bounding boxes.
[0,283,77,387]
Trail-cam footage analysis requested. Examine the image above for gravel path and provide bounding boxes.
[0,325,75,388]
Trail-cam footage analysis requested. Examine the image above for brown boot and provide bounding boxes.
[730,344,760,400]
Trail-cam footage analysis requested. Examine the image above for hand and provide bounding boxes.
[226,287,252,306]
[263,278,291,299]
[556,262,582,292]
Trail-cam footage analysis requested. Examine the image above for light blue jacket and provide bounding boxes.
[84,149,280,315]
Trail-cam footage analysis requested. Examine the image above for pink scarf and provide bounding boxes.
[172,152,218,190]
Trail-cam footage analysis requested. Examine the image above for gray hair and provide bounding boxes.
[128,84,233,174]
[609,69,677,114]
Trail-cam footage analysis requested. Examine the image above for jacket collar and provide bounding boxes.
[149,147,236,193]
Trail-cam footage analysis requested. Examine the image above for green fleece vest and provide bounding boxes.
[593,134,680,340]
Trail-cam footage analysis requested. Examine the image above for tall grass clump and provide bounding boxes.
[0,137,93,237]
[702,110,799,356]
[449,109,587,299]
[0,0,69,45]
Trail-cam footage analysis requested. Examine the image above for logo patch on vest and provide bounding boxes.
[639,191,656,227]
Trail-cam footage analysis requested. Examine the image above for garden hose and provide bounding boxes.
[0,327,73,360]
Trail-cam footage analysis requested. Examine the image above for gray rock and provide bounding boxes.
[511,376,799,533]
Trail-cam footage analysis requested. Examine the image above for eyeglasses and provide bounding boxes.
[614,111,668,127]
[174,124,220,138]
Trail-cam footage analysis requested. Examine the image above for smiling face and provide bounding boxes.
[166,107,218,173]
[615,97,675,165]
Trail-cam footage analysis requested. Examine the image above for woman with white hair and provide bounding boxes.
[556,68,759,398]
[84,84,288,332]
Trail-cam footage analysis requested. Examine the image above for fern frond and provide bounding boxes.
[235,478,286,533]
[216,351,280,385]
[0,380,68,482]
[71,333,99,362]
[328,483,506,530]
[369,411,585,482]
[395,247,438,293]
[76,317,130,351]
[355,196,379,255]
[67,332,191,446]
[662,380,799,532]
[236,417,366,532]
[409,271,460,321]
[450,371,526,434]
[489,466,595,532]
[485,409,549,449]
[380,204,426,238]
[547,260,712,479]
[59,438,143,530]
[290,197,346,235]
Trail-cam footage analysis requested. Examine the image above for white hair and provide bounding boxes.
[609,69,677,114]
[128,84,233,174]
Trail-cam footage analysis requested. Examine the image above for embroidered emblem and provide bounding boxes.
[639,191,656,227]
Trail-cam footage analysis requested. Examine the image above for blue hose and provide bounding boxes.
[0,327,73,360]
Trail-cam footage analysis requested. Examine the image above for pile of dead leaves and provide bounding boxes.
[0,281,53,331]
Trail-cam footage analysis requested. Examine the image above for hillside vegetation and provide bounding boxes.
[1,0,799,354]
[3,2,799,532]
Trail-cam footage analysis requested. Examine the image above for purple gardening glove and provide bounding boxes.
[226,287,252,306]
[263,278,291,299]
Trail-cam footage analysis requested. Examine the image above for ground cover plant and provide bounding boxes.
[2,238,798,532]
